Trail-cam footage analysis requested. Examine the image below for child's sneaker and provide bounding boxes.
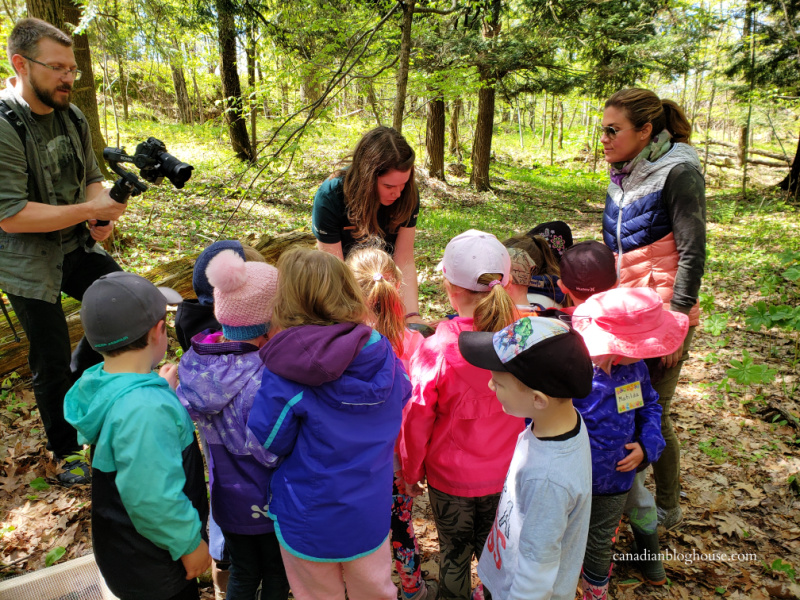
[656,505,683,530]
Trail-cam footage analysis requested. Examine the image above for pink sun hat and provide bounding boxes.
[572,287,689,359]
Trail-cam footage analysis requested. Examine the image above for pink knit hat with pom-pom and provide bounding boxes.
[205,249,278,341]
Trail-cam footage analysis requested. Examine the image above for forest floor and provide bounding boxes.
[0,121,798,599]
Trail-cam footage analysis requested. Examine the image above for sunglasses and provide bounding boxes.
[597,125,636,140]
[21,55,82,80]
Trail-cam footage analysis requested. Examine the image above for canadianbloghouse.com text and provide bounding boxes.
[613,549,759,566]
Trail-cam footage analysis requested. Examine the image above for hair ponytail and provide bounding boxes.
[346,248,406,356]
[473,273,519,333]
[661,99,692,144]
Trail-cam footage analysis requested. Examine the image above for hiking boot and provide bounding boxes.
[656,505,683,530]
[56,459,91,486]
[631,528,667,585]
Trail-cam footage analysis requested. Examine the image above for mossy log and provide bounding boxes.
[0,231,316,378]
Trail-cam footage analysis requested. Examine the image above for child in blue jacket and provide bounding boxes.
[248,248,411,600]
[572,287,688,598]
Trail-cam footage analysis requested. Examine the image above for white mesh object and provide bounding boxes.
[0,554,118,600]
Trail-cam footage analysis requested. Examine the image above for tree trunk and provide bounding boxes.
[778,131,800,195]
[247,22,257,153]
[366,80,382,126]
[58,0,110,178]
[541,91,547,146]
[117,53,129,120]
[26,0,62,27]
[192,60,204,124]
[448,98,462,160]
[170,64,192,124]
[470,76,496,191]
[217,0,253,161]
[469,0,501,192]
[426,91,445,181]
[392,0,416,132]
[703,81,716,178]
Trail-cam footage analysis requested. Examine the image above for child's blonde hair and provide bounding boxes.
[446,274,519,333]
[346,248,406,357]
[273,248,368,329]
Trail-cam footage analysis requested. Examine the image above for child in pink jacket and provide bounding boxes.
[399,230,525,600]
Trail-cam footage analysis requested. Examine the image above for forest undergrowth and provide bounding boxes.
[0,117,798,599]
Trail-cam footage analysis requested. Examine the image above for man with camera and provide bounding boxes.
[0,19,127,485]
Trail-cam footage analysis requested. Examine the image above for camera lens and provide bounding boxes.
[158,152,194,188]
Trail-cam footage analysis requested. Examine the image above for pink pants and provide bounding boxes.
[279,536,398,600]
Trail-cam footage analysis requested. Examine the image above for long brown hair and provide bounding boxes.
[504,235,560,277]
[273,248,368,330]
[347,248,406,357]
[605,88,692,144]
[332,126,417,241]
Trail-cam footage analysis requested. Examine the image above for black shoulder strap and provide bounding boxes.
[0,99,26,148]
[67,104,84,134]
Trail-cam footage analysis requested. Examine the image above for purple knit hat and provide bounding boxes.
[206,250,279,341]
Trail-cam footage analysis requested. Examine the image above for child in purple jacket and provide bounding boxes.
[177,249,289,600]
[572,287,688,598]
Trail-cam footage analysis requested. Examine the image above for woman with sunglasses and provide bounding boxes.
[599,88,706,533]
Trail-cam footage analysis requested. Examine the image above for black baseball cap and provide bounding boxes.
[81,272,183,352]
[560,240,617,296]
[458,316,593,398]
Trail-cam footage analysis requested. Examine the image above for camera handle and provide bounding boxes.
[95,161,149,227]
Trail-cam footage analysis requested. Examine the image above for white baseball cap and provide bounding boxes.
[439,229,511,291]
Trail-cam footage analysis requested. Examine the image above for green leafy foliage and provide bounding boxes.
[765,558,797,583]
[29,478,50,492]
[45,546,66,568]
[703,313,729,336]
[745,302,772,331]
[727,351,778,387]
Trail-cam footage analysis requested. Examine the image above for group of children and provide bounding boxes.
[62,221,689,600]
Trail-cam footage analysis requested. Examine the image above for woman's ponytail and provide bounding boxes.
[661,99,692,144]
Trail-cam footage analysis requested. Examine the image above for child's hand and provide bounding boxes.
[404,477,425,497]
[180,540,211,580]
[159,363,178,390]
[616,442,644,472]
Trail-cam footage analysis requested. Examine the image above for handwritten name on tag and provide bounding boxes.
[615,381,644,413]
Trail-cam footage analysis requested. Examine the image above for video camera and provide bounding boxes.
[97,137,194,226]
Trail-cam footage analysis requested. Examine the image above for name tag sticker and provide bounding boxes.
[615,381,644,413]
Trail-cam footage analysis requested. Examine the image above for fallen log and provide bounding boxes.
[703,140,792,163]
[0,231,316,378]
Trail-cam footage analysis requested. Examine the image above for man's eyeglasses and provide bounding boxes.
[598,125,635,140]
[21,55,82,80]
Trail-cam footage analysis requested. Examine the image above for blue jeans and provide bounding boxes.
[221,530,289,600]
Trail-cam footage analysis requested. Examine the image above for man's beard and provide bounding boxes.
[31,76,71,110]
